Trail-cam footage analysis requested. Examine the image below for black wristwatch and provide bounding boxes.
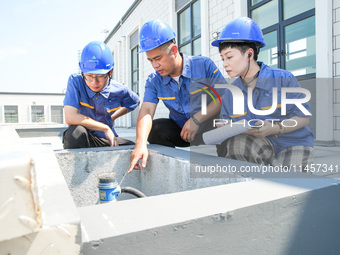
[191,115,201,125]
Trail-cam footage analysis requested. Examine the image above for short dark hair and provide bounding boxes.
[160,39,176,51]
[218,41,259,61]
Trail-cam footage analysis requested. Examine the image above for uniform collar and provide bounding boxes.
[234,62,272,92]
[181,53,191,79]
[161,53,192,86]
[85,79,111,98]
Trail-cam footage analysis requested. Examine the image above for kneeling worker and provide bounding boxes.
[129,20,226,172]
[63,41,139,149]
[212,17,314,169]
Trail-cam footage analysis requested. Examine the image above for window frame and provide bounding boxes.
[248,0,316,79]
[4,105,19,123]
[50,105,64,124]
[131,45,139,95]
[31,105,45,123]
[177,0,201,56]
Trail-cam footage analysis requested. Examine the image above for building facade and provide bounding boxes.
[0,92,65,126]
[104,0,339,145]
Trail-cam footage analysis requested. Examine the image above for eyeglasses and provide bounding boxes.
[82,73,109,82]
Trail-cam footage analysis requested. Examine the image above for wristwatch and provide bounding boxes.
[277,122,285,134]
[274,122,285,137]
[191,115,201,125]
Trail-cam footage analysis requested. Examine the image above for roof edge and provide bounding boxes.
[104,0,142,44]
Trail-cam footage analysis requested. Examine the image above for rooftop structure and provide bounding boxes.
[1,126,340,254]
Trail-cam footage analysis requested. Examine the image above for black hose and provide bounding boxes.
[121,186,146,198]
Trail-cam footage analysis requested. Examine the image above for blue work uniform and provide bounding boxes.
[64,74,139,139]
[220,62,314,154]
[143,53,226,129]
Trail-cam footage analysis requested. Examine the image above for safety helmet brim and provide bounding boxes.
[211,39,265,48]
[79,64,113,75]
[211,17,266,49]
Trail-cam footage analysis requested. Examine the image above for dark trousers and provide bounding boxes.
[63,125,134,149]
[148,114,219,148]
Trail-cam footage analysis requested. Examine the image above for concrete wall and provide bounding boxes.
[2,127,340,254]
[55,145,249,207]
[0,127,81,254]
[79,176,340,255]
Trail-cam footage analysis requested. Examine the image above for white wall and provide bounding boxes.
[208,0,242,77]
[0,93,65,124]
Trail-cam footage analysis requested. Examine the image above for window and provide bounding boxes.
[178,0,201,56]
[130,30,139,95]
[4,105,18,123]
[130,30,139,127]
[249,0,315,77]
[31,105,44,123]
[51,106,63,124]
[111,51,115,80]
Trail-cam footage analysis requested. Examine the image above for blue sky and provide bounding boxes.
[0,0,134,93]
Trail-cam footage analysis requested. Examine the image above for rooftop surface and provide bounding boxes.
[4,126,340,254]
[20,127,340,179]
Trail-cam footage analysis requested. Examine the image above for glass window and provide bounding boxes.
[179,43,191,56]
[283,0,315,20]
[258,30,278,68]
[251,0,278,29]
[179,8,191,45]
[51,106,63,124]
[193,38,201,56]
[31,105,44,123]
[192,0,201,37]
[132,49,138,71]
[251,0,264,5]
[178,0,201,56]
[131,44,139,127]
[250,0,315,78]
[4,105,18,123]
[285,16,316,76]
[131,46,139,95]
[130,30,139,95]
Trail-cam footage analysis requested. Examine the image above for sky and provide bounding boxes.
[0,0,135,94]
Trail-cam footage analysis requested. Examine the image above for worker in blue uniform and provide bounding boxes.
[129,19,226,172]
[211,17,314,169]
[63,41,139,149]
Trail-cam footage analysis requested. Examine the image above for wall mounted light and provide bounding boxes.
[212,31,220,40]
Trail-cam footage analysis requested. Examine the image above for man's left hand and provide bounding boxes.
[180,118,199,142]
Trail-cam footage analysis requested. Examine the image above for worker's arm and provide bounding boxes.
[181,100,221,142]
[111,107,129,122]
[64,105,117,146]
[111,99,141,123]
[128,102,157,173]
